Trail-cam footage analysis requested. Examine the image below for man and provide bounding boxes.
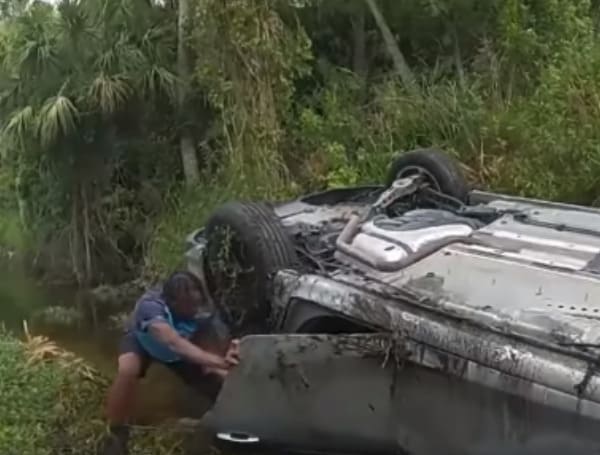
[100,271,240,454]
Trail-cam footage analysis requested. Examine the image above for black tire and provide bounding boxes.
[385,148,469,203]
[204,201,297,334]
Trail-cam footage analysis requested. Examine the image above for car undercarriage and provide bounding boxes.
[184,149,600,454]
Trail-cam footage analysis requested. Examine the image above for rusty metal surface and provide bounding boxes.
[273,272,600,404]
[204,334,600,455]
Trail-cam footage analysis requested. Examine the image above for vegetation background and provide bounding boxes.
[2,0,600,287]
[2,0,600,452]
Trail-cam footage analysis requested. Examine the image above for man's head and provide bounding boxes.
[162,271,214,319]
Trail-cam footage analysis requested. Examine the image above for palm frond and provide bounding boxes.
[140,23,176,67]
[21,320,106,384]
[0,75,23,109]
[3,105,35,146]
[88,73,132,114]
[96,0,134,30]
[11,4,60,77]
[56,0,98,51]
[96,46,119,73]
[115,35,146,72]
[57,0,87,31]
[96,37,145,74]
[37,95,79,148]
[16,38,59,77]
[144,65,178,101]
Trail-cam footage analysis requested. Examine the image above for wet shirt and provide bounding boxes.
[127,287,202,363]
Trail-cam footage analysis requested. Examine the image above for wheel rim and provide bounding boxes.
[395,165,441,192]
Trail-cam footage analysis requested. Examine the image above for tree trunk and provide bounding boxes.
[364,0,416,92]
[451,24,465,89]
[14,172,27,230]
[70,186,83,285]
[177,0,200,185]
[351,7,368,79]
[81,184,93,286]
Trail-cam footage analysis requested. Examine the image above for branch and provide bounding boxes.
[364,0,416,92]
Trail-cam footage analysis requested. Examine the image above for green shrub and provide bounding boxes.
[0,330,188,455]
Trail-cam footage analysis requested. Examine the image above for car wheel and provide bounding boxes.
[204,201,297,335]
[386,148,469,203]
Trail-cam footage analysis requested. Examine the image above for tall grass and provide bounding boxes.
[285,46,600,205]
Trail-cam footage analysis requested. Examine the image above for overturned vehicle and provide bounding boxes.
[184,149,600,455]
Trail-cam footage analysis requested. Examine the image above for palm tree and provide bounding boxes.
[0,0,179,284]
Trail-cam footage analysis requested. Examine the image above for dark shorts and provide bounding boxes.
[118,331,224,400]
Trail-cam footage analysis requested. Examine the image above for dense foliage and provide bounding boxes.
[1,0,600,282]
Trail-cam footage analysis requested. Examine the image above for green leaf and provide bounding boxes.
[3,105,34,146]
[144,65,178,101]
[37,95,79,148]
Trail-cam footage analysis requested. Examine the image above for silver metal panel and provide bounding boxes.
[387,246,600,340]
[470,190,600,215]
[362,221,473,251]
[480,212,600,258]
[488,202,600,234]
[351,232,409,264]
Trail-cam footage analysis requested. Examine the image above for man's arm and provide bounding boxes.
[148,321,235,370]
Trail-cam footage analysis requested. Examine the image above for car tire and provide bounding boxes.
[385,148,469,203]
[204,201,297,334]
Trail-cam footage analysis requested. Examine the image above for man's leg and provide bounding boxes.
[99,333,151,455]
[105,352,147,425]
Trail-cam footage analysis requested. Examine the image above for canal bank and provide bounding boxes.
[0,268,215,454]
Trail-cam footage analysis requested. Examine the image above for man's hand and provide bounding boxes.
[198,339,240,380]
[224,339,240,366]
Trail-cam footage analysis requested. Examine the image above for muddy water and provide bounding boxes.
[0,270,211,425]
[37,324,214,423]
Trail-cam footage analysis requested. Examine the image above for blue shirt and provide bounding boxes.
[128,287,215,363]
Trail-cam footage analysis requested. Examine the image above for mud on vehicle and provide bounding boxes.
[184,148,600,455]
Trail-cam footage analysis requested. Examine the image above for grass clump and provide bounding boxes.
[0,325,190,455]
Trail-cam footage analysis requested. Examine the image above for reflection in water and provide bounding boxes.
[0,270,47,329]
[0,269,210,424]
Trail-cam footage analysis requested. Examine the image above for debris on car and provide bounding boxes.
[185,148,600,455]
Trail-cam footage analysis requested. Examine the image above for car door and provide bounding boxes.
[202,332,600,455]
